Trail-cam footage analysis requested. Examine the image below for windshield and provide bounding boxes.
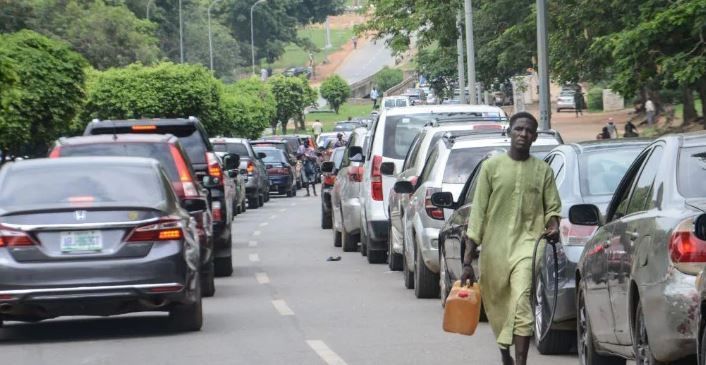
[58,143,180,182]
[678,146,706,198]
[252,142,287,155]
[382,114,437,159]
[334,123,358,132]
[0,165,164,208]
[443,147,503,184]
[580,147,643,196]
[213,142,249,157]
[254,148,285,163]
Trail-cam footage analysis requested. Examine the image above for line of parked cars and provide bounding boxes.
[0,116,321,332]
[318,103,706,364]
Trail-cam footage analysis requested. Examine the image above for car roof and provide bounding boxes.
[450,134,561,149]
[565,138,652,153]
[381,104,506,117]
[87,117,200,127]
[251,140,286,144]
[8,156,161,170]
[671,130,706,147]
[210,137,248,144]
[58,134,176,145]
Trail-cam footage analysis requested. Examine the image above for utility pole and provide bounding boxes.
[464,0,477,105]
[208,0,222,71]
[146,0,154,20]
[250,0,266,75]
[456,12,466,104]
[324,17,332,49]
[537,0,551,129]
[179,0,184,63]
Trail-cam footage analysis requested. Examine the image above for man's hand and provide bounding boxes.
[460,265,476,286]
[543,216,560,244]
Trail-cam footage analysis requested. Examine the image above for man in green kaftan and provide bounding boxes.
[460,112,561,365]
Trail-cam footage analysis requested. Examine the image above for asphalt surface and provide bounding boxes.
[335,39,396,84]
[0,193,578,365]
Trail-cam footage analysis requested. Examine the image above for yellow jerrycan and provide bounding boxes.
[443,281,481,336]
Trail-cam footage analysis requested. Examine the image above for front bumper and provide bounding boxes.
[268,175,292,190]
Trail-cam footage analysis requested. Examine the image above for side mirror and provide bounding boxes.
[695,214,706,241]
[380,162,395,176]
[182,198,207,213]
[202,175,220,189]
[257,152,267,159]
[321,161,335,173]
[569,204,601,226]
[348,146,364,163]
[224,153,240,170]
[393,180,415,194]
[430,192,454,209]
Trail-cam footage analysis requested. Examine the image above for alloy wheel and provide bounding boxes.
[578,292,588,365]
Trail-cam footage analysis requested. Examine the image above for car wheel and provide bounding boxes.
[292,185,297,196]
[201,261,216,298]
[533,273,575,354]
[414,244,440,298]
[700,325,706,365]
[264,190,270,202]
[439,247,451,307]
[248,197,259,209]
[387,222,403,271]
[577,284,625,365]
[342,227,358,252]
[402,235,414,289]
[258,194,264,207]
[169,276,203,332]
[367,245,386,264]
[321,204,332,229]
[360,227,368,257]
[634,300,665,365]
[214,254,233,277]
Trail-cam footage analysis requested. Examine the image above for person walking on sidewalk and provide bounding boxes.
[312,119,323,141]
[574,89,585,117]
[645,97,656,126]
[370,87,380,109]
[297,140,318,196]
[460,112,561,365]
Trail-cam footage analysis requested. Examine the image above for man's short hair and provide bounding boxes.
[509,112,539,130]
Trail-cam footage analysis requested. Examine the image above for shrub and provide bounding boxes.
[587,87,604,111]
[319,75,351,114]
[221,77,276,139]
[374,66,403,93]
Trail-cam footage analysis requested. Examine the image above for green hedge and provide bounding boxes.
[374,66,403,92]
[587,88,603,111]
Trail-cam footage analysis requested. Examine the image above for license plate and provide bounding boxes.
[60,231,103,253]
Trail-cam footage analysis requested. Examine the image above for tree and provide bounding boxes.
[268,75,316,133]
[0,30,87,158]
[320,75,351,114]
[83,62,226,133]
[374,66,404,93]
[416,46,457,100]
[221,77,276,139]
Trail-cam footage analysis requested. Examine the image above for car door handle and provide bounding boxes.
[628,231,640,240]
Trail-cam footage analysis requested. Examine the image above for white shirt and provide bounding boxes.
[312,121,323,134]
[370,89,379,99]
[645,100,655,112]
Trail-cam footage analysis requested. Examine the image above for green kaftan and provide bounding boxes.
[466,153,561,347]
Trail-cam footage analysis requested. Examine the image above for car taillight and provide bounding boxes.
[247,161,255,174]
[0,225,35,247]
[424,188,444,220]
[126,218,183,242]
[324,175,336,186]
[206,152,224,186]
[669,218,706,275]
[348,166,364,182]
[268,165,290,175]
[211,201,222,222]
[559,218,597,245]
[170,145,198,197]
[371,155,383,201]
[48,146,61,158]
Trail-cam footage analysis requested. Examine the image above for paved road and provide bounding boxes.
[335,39,396,84]
[0,193,577,365]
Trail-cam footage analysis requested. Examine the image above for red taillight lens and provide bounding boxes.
[424,188,444,220]
[48,146,61,158]
[126,219,183,242]
[211,201,222,222]
[247,161,255,174]
[170,145,198,197]
[324,175,336,186]
[559,218,597,245]
[371,155,383,201]
[0,226,35,247]
[206,152,224,186]
[669,219,706,274]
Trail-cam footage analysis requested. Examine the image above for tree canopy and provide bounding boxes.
[320,75,351,114]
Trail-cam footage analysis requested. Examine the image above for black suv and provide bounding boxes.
[84,117,237,277]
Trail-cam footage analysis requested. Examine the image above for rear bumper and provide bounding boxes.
[268,175,292,189]
[322,187,333,212]
[365,219,389,249]
[341,197,362,234]
[419,227,440,273]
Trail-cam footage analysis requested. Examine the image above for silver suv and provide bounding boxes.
[394,131,562,298]
[211,138,270,209]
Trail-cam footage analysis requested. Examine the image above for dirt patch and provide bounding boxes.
[309,14,370,84]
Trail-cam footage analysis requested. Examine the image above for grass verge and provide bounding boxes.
[306,101,374,131]
[267,27,354,70]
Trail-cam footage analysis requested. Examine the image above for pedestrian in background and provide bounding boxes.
[351,36,358,49]
[574,89,585,117]
[297,140,318,197]
[606,118,618,139]
[460,112,561,365]
[333,133,346,148]
[370,87,380,109]
[312,119,323,140]
[624,120,640,137]
[645,97,656,126]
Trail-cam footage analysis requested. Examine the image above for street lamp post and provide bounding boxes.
[208,0,222,71]
[250,0,266,75]
[537,0,551,129]
[179,0,184,63]
[146,0,154,20]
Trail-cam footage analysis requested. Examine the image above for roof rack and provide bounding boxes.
[424,116,508,127]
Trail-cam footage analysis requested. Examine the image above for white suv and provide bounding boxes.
[359,104,508,263]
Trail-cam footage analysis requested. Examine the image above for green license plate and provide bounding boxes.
[60,231,103,253]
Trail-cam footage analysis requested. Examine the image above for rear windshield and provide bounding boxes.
[334,123,358,132]
[443,147,501,184]
[213,142,249,157]
[678,146,706,198]
[254,149,284,163]
[580,148,643,196]
[332,148,345,168]
[0,165,164,208]
[58,143,180,182]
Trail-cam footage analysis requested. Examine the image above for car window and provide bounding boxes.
[58,143,181,182]
[213,142,249,157]
[463,162,485,204]
[403,135,422,170]
[0,165,165,207]
[625,146,662,215]
[611,151,650,220]
[177,130,208,164]
[579,147,643,196]
[254,149,285,163]
[395,99,408,107]
[548,152,565,180]
[418,147,439,185]
[677,146,706,198]
[443,147,499,184]
[332,149,345,169]
[382,115,434,159]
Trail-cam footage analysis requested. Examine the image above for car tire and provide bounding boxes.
[360,228,367,257]
[241,199,247,213]
[700,325,706,365]
[439,247,451,307]
[248,198,259,209]
[201,261,216,298]
[258,194,264,207]
[387,223,403,271]
[402,243,414,289]
[321,205,332,229]
[342,228,357,252]
[333,227,342,248]
[214,255,233,277]
[169,277,203,332]
[577,285,625,365]
[414,244,440,298]
[634,300,665,365]
[367,246,386,264]
[533,274,574,354]
[264,190,270,202]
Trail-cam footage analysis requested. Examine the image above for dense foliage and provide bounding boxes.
[268,75,317,133]
[221,78,276,139]
[374,66,404,93]
[320,75,351,114]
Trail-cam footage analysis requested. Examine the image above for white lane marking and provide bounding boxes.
[306,340,348,365]
[269,215,277,220]
[279,208,286,212]
[255,272,270,284]
[259,222,269,227]
[271,299,295,316]
[248,240,258,247]
[290,203,296,206]
[253,230,261,236]
[249,253,260,262]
